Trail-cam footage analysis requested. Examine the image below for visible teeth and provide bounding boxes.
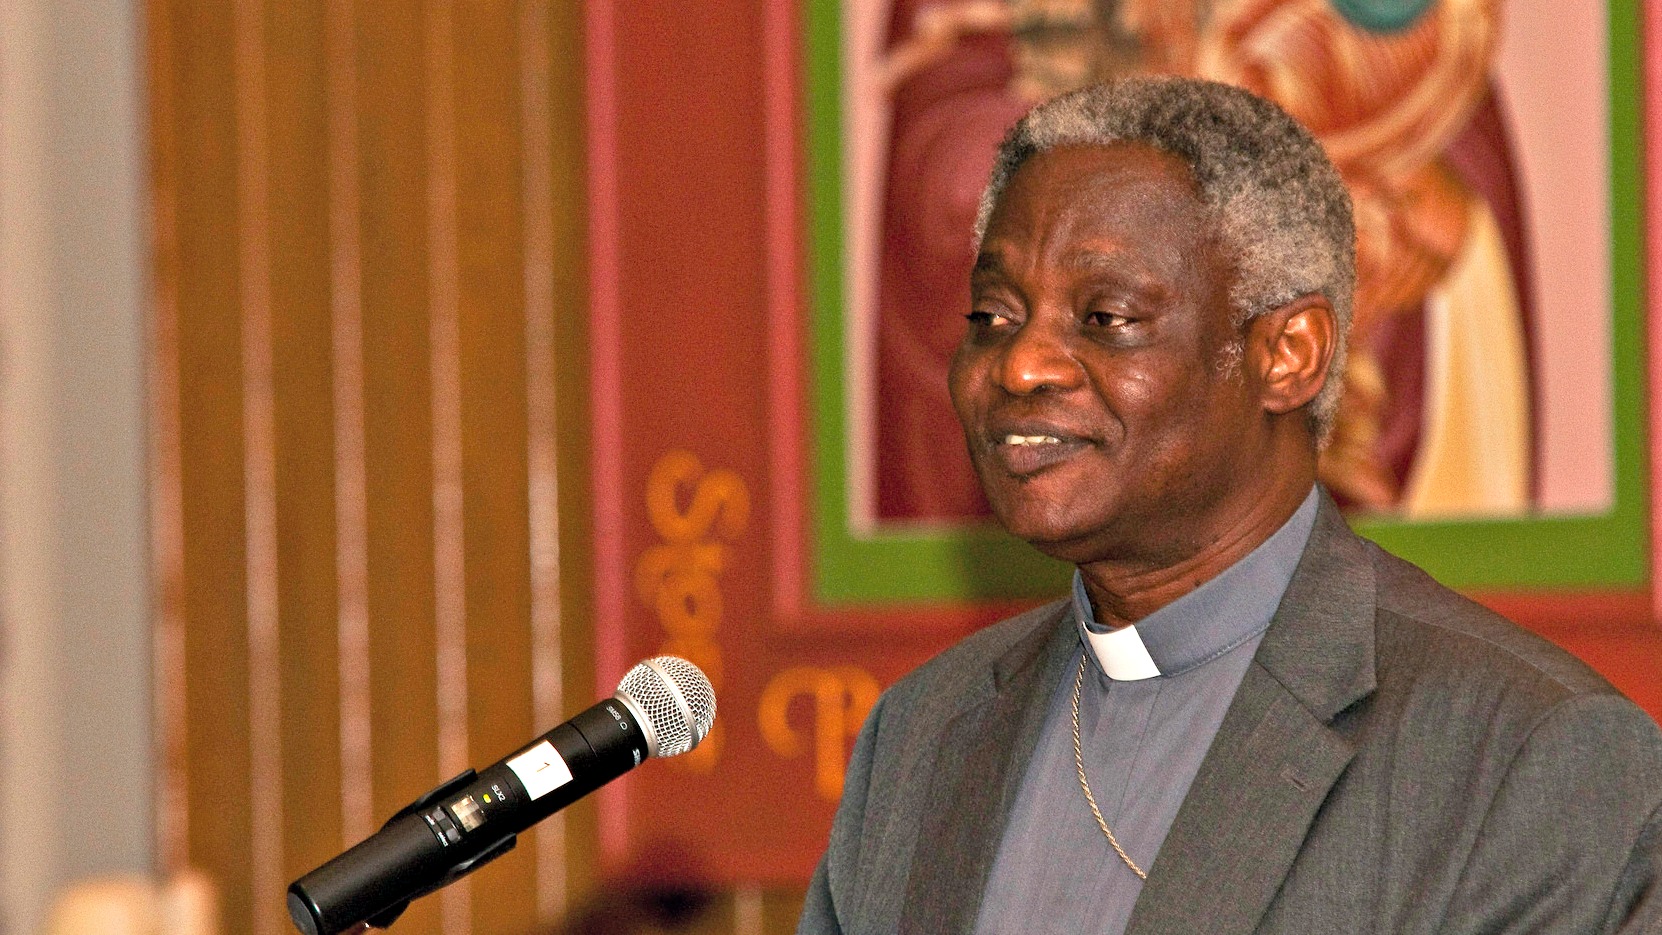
[1003,434,1062,446]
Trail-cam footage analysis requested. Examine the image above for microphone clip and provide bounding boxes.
[360,769,518,929]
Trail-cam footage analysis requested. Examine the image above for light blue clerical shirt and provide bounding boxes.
[972,487,1321,935]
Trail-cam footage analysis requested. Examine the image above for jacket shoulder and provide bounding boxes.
[877,599,1069,726]
[1363,537,1632,714]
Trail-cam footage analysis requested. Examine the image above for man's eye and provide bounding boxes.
[966,309,1013,328]
[1085,310,1131,328]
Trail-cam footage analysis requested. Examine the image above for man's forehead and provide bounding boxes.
[987,144,1206,230]
[973,244,1160,277]
[1013,141,1199,192]
[977,144,1215,272]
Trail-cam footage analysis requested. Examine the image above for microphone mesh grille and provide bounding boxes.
[616,656,717,758]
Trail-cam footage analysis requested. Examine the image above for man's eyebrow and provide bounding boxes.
[972,252,1003,274]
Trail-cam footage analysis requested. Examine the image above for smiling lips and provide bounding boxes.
[991,431,1091,475]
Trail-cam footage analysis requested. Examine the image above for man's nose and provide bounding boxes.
[997,318,1084,395]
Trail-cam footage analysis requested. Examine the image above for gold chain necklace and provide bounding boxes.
[1071,654,1149,880]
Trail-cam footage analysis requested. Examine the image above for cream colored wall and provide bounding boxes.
[0,1,152,934]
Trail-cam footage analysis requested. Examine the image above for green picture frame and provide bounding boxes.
[806,0,1647,604]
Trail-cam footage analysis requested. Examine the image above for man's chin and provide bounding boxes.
[992,508,1110,564]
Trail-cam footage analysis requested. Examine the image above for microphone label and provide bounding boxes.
[506,741,574,800]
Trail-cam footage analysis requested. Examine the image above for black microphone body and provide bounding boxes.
[288,697,649,935]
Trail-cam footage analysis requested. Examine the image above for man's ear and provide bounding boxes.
[1248,294,1336,416]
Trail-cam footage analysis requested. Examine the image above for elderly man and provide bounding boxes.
[798,77,1662,935]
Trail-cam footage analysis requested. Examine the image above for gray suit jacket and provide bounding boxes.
[799,496,1662,934]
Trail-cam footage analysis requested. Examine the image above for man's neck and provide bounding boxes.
[1079,479,1317,629]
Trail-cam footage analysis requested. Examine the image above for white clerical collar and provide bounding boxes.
[1082,624,1161,681]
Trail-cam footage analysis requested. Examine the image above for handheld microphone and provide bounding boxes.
[287,656,715,935]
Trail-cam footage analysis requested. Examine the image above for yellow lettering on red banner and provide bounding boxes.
[644,449,749,543]
[758,666,881,800]
[635,450,749,772]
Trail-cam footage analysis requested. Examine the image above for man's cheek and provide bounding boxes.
[946,364,981,427]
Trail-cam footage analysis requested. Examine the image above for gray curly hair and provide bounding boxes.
[974,76,1356,443]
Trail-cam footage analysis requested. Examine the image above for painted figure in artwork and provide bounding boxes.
[864,0,1533,521]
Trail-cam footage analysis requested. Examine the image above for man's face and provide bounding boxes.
[950,142,1273,566]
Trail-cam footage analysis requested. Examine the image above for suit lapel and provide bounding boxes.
[1121,665,1356,935]
[900,603,1077,935]
[1126,494,1378,935]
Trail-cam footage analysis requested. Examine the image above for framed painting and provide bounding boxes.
[807,0,1647,605]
